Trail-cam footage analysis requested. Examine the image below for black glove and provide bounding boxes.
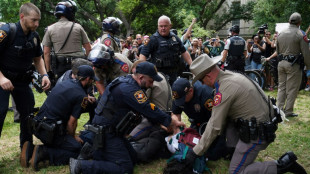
[184,148,199,167]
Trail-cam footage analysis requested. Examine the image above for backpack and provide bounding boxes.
[0,23,17,46]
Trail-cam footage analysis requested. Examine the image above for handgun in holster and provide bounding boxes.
[236,118,250,143]
[115,111,142,137]
[84,124,104,149]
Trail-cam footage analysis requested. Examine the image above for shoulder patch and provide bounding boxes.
[81,97,88,109]
[0,30,7,42]
[204,99,213,111]
[213,93,222,106]
[104,39,112,46]
[134,90,147,103]
[121,64,129,73]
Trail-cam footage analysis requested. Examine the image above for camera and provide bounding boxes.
[258,24,268,34]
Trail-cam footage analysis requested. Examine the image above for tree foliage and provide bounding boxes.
[252,0,310,33]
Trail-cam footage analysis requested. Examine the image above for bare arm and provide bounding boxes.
[44,46,52,72]
[67,115,83,143]
[183,18,196,41]
[0,71,14,91]
[83,42,92,56]
[181,51,192,65]
[221,50,228,62]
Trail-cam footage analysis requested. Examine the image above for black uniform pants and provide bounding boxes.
[0,82,34,148]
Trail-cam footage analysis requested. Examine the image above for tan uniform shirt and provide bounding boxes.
[42,18,90,57]
[146,72,172,111]
[276,24,310,69]
[193,70,273,156]
[95,32,121,53]
[95,53,132,84]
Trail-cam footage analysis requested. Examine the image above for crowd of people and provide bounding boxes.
[0,1,309,174]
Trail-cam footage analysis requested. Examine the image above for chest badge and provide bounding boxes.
[172,36,176,41]
[33,37,38,47]
[194,104,201,112]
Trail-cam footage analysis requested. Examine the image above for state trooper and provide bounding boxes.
[0,2,50,161]
[220,25,247,73]
[69,61,185,174]
[88,43,132,95]
[276,12,310,117]
[139,15,192,85]
[21,65,98,171]
[184,54,306,174]
[42,0,91,83]
[94,17,123,53]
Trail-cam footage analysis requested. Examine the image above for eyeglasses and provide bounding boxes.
[136,38,142,40]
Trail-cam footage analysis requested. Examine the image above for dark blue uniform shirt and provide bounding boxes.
[172,81,214,124]
[36,79,88,124]
[0,22,42,72]
[92,75,171,128]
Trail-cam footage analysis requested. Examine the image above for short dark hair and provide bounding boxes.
[20,2,41,16]
[71,58,92,75]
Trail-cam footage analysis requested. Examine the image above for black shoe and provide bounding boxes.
[69,158,81,174]
[287,113,298,117]
[78,142,93,160]
[277,151,307,174]
[14,119,20,123]
[30,145,48,171]
[20,141,34,167]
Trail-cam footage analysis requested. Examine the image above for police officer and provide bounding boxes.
[69,61,184,174]
[220,25,247,73]
[21,65,98,171]
[42,0,91,82]
[0,2,50,156]
[276,12,310,117]
[94,17,122,53]
[139,15,192,85]
[88,44,132,95]
[184,55,306,173]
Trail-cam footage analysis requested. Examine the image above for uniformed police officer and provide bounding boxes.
[185,55,306,174]
[42,0,91,82]
[0,2,50,156]
[21,65,98,171]
[69,61,185,174]
[220,25,247,73]
[276,12,310,117]
[94,17,122,53]
[139,15,192,85]
[88,44,132,95]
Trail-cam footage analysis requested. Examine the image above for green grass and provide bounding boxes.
[0,88,309,173]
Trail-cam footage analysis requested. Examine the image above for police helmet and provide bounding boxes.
[229,25,240,33]
[54,0,77,21]
[102,17,123,35]
[88,44,114,67]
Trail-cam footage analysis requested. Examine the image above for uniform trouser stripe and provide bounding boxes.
[233,139,262,174]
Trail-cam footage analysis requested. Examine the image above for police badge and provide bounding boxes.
[172,36,176,42]
[33,37,38,47]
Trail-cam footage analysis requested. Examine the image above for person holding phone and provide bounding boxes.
[203,37,225,57]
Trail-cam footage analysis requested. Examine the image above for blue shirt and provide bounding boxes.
[0,21,42,72]
[92,75,171,127]
[36,79,88,124]
[172,81,214,124]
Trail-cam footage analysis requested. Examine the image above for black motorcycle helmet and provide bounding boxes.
[102,17,123,35]
[54,0,77,21]
[229,25,240,34]
[88,44,115,68]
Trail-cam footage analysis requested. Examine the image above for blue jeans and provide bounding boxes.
[250,60,262,70]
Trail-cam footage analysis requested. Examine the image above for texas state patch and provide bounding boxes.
[213,93,222,106]
[204,99,213,111]
[134,90,147,103]
[121,64,129,73]
[104,39,112,46]
[0,30,7,43]
[81,97,88,109]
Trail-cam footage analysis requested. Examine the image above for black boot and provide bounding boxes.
[20,141,34,167]
[277,151,307,174]
[69,158,81,174]
[30,145,49,171]
[77,142,93,160]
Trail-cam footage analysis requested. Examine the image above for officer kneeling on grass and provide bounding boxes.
[184,54,306,174]
[69,61,185,174]
[21,65,98,171]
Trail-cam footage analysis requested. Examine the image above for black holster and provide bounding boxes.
[115,111,142,137]
[84,124,105,150]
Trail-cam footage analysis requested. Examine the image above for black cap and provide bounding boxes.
[77,65,99,81]
[136,62,163,82]
[182,28,194,35]
[230,25,240,33]
[172,78,191,106]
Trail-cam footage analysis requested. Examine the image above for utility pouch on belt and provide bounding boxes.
[115,111,142,137]
[84,124,105,149]
[32,118,56,146]
[236,118,250,143]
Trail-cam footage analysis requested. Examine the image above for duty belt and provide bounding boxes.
[278,55,296,63]
[56,56,81,64]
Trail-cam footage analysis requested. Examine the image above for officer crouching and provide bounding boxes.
[69,61,185,174]
[21,65,98,171]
